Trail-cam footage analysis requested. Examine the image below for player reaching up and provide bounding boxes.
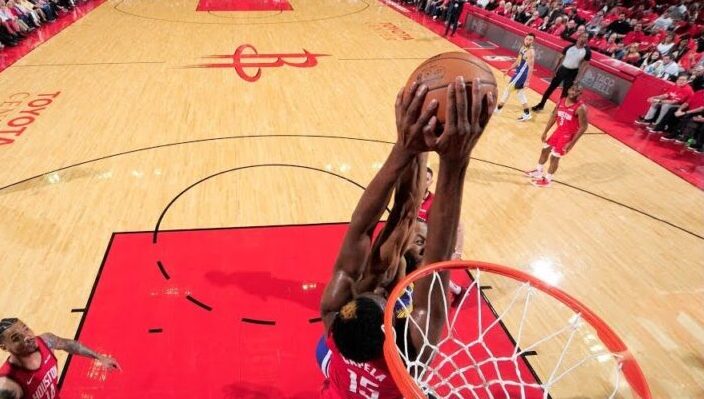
[317,77,495,398]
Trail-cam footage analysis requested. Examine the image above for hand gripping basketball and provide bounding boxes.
[430,77,495,162]
[394,82,440,154]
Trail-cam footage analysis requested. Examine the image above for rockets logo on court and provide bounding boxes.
[191,44,329,82]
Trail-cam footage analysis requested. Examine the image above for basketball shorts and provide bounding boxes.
[545,132,575,157]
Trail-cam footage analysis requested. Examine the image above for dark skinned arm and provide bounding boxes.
[541,106,558,142]
[410,77,495,357]
[40,333,121,370]
[321,83,439,331]
[354,152,427,295]
[565,104,588,153]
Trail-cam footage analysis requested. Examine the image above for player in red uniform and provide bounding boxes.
[526,84,588,188]
[318,77,495,398]
[0,318,120,399]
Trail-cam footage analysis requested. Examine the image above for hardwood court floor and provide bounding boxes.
[0,0,702,397]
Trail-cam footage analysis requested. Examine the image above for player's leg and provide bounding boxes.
[516,88,531,121]
[496,81,515,113]
[532,152,561,188]
[526,145,551,178]
[559,69,578,99]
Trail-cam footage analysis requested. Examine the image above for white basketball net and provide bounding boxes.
[391,269,631,399]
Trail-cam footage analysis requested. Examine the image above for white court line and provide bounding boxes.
[383,0,409,13]
[638,317,679,351]
[677,312,704,348]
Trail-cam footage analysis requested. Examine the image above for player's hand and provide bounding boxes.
[675,110,685,117]
[431,77,494,163]
[96,355,122,371]
[395,82,439,154]
[541,132,548,142]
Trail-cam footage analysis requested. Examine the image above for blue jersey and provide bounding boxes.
[510,46,532,89]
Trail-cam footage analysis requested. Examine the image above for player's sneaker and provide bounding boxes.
[517,113,532,122]
[525,169,542,179]
[531,177,551,188]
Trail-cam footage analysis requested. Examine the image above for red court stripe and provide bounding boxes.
[196,0,292,12]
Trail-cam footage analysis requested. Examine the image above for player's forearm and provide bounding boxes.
[63,340,102,360]
[364,154,426,285]
[370,154,425,262]
[422,158,468,265]
[348,146,414,237]
[543,116,556,134]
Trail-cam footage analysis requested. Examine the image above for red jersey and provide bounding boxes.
[321,335,401,399]
[546,98,584,156]
[553,98,582,139]
[666,84,694,104]
[0,337,59,399]
[417,192,434,223]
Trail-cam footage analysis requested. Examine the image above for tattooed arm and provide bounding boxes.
[0,377,22,399]
[40,333,121,370]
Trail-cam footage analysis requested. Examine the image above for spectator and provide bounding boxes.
[652,88,704,138]
[532,32,591,111]
[670,0,688,21]
[586,10,605,34]
[636,73,694,126]
[623,23,648,47]
[650,10,674,32]
[561,19,578,40]
[526,12,544,28]
[565,8,585,25]
[609,40,627,59]
[568,25,587,43]
[604,33,620,54]
[690,66,704,90]
[496,1,512,17]
[659,54,682,80]
[544,1,565,25]
[642,51,665,76]
[589,32,609,52]
[547,16,566,35]
[655,32,677,56]
[485,0,499,11]
[515,5,533,24]
[535,0,550,18]
[606,12,633,37]
[622,43,643,65]
[628,4,647,20]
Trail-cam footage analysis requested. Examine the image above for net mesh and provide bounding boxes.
[388,267,640,399]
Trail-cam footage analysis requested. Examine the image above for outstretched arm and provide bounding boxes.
[410,77,495,355]
[40,333,120,370]
[321,83,438,331]
[354,152,428,294]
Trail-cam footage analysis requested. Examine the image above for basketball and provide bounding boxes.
[405,52,498,127]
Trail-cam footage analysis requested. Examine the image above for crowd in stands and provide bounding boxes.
[0,0,81,49]
[398,0,704,151]
[469,0,704,85]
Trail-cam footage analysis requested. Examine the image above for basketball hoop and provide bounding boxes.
[383,260,651,399]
